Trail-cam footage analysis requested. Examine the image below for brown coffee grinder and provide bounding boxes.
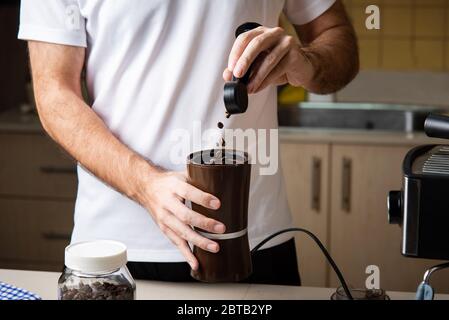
[188,149,252,282]
[187,23,260,283]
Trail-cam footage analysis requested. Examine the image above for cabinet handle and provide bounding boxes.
[341,158,352,213]
[311,157,321,212]
[42,232,71,241]
[40,165,77,175]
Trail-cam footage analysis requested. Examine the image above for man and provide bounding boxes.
[19,0,358,285]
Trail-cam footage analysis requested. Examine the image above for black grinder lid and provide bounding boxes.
[223,22,262,116]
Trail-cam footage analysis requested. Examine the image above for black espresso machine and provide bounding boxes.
[388,114,449,299]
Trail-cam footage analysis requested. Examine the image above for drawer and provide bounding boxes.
[0,133,77,199]
[0,260,62,272]
[0,198,74,264]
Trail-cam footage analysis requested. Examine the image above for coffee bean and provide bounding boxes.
[59,281,134,300]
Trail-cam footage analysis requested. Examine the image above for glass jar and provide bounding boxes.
[58,240,136,300]
[330,286,389,300]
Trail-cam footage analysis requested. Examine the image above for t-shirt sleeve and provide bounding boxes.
[18,0,87,47]
[283,0,336,26]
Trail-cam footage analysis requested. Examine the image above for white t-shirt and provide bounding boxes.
[19,0,335,262]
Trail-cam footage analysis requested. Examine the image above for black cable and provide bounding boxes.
[251,228,354,300]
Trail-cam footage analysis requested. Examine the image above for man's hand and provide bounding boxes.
[223,26,309,94]
[28,41,224,272]
[140,170,225,271]
[223,1,358,95]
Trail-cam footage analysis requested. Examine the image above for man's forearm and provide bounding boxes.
[299,24,359,94]
[293,1,359,95]
[35,84,157,206]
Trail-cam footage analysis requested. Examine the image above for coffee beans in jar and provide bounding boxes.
[58,240,136,300]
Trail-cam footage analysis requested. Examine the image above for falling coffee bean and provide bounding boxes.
[215,111,230,149]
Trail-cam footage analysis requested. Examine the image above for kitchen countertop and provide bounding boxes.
[279,127,447,146]
[1,269,449,300]
[0,108,447,145]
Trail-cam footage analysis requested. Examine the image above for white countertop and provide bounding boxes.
[279,127,448,146]
[2,269,449,300]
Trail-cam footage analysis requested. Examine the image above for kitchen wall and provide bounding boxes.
[336,70,449,107]
[334,0,449,107]
[344,0,449,71]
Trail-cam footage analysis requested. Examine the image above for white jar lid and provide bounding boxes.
[65,240,128,273]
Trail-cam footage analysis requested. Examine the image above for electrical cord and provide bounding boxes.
[252,227,354,300]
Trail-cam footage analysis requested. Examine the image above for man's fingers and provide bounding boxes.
[233,27,284,79]
[178,182,221,210]
[223,68,233,81]
[247,36,293,93]
[257,73,289,93]
[163,226,199,270]
[253,55,290,93]
[228,27,265,72]
[169,201,226,234]
[258,75,288,93]
[165,213,220,253]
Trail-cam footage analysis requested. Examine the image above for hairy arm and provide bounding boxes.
[29,42,151,203]
[294,0,359,94]
[29,41,225,269]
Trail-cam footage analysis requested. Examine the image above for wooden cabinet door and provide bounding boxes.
[280,142,330,287]
[0,198,74,270]
[329,144,449,293]
[0,133,77,199]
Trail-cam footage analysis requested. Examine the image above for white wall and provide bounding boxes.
[336,71,449,108]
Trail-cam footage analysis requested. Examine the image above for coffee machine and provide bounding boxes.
[388,113,449,299]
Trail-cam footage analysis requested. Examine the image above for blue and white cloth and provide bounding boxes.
[0,281,41,300]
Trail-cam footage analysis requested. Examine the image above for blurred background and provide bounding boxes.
[0,1,28,113]
[1,0,449,293]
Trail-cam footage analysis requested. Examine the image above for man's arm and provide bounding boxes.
[223,0,358,95]
[294,1,359,94]
[29,41,225,270]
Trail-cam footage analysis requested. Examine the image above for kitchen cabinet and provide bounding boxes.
[280,142,330,287]
[0,198,73,270]
[281,137,449,293]
[0,134,77,199]
[0,132,77,271]
[328,144,449,293]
